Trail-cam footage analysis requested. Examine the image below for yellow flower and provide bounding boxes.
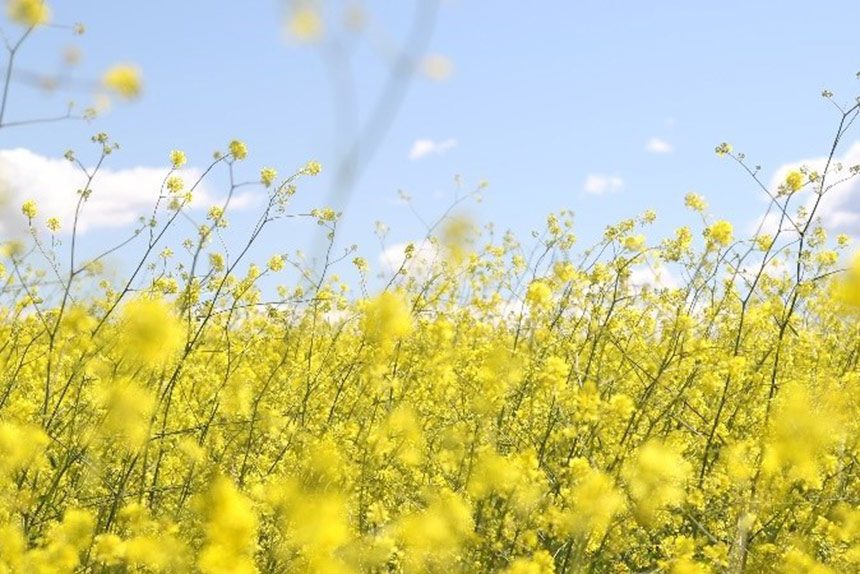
[229,140,248,160]
[209,252,225,272]
[198,477,258,574]
[353,256,368,273]
[260,168,277,187]
[624,441,690,521]
[21,199,37,219]
[46,216,61,232]
[395,490,473,571]
[781,547,834,574]
[715,142,733,156]
[623,234,646,252]
[684,192,707,212]
[835,253,860,308]
[785,169,804,192]
[93,534,126,566]
[6,0,51,26]
[267,254,285,272]
[707,220,734,246]
[170,150,187,168]
[304,160,322,175]
[670,556,711,574]
[817,250,838,267]
[287,6,323,42]
[553,261,576,282]
[96,378,156,450]
[526,280,553,308]
[166,176,184,193]
[756,233,773,251]
[562,469,625,537]
[505,550,555,574]
[361,291,413,346]
[102,64,143,99]
[57,508,96,549]
[0,421,49,474]
[119,297,183,367]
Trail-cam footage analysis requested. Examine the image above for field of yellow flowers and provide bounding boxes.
[5,2,860,574]
[3,131,860,574]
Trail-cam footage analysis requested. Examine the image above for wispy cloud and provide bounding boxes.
[645,137,673,154]
[583,173,624,195]
[378,241,439,279]
[0,148,256,235]
[408,138,457,160]
[629,265,678,291]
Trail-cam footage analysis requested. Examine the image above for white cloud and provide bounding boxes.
[645,137,673,154]
[738,257,789,282]
[408,138,457,160]
[0,148,255,235]
[583,174,624,195]
[754,140,860,238]
[378,241,439,279]
[629,264,679,291]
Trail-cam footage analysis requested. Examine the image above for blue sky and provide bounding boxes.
[4,1,860,277]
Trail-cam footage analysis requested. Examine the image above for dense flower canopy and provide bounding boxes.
[2,135,860,574]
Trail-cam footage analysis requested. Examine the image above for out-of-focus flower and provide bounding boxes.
[102,64,142,99]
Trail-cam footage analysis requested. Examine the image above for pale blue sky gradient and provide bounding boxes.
[5,1,860,271]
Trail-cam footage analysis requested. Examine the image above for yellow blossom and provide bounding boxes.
[119,296,183,366]
[526,280,553,308]
[287,6,323,42]
[260,167,277,187]
[304,160,322,175]
[170,149,187,168]
[229,140,248,160]
[21,199,37,219]
[360,291,413,346]
[6,0,50,26]
[267,254,285,272]
[198,477,258,574]
[624,440,690,521]
[102,64,142,99]
[93,533,126,566]
[785,169,804,192]
[684,192,707,212]
[707,220,734,246]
